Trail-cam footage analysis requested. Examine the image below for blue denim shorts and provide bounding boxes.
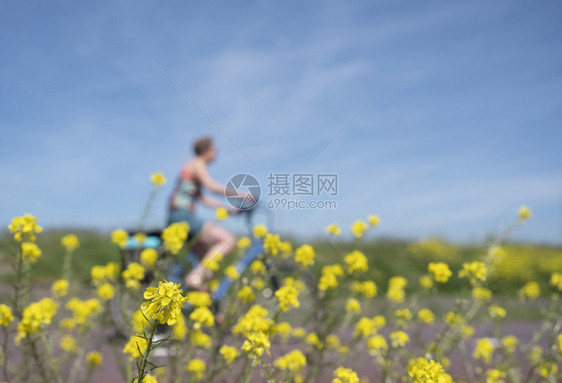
[167,209,205,239]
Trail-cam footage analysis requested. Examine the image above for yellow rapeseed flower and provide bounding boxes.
[225,266,239,281]
[242,331,271,359]
[219,345,238,365]
[326,223,341,236]
[51,279,69,298]
[97,283,115,301]
[186,359,206,379]
[237,286,255,303]
[150,172,167,188]
[551,272,562,291]
[16,298,58,342]
[161,222,189,255]
[275,285,300,311]
[417,308,435,324]
[294,244,315,268]
[518,281,540,300]
[86,351,103,369]
[407,357,452,383]
[123,335,147,360]
[333,366,359,383]
[345,250,368,273]
[252,224,268,238]
[428,262,452,283]
[318,264,344,291]
[8,214,42,242]
[473,338,495,363]
[518,205,531,221]
[189,306,215,328]
[111,229,128,248]
[61,234,80,251]
[389,331,409,348]
[367,215,380,226]
[237,236,251,249]
[488,305,507,320]
[459,261,487,286]
[345,298,361,315]
[60,334,78,353]
[21,242,42,263]
[351,220,368,238]
[0,304,14,327]
[387,276,408,303]
[274,349,307,372]
[122,262,145,290]
[141,280,187,326]
[216,207,229,221]
[140,249,158,268]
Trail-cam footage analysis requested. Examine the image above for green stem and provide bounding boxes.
[136,321,158,381]
[1,326,11,383]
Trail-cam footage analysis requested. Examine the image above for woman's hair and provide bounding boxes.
[193,136,213,156]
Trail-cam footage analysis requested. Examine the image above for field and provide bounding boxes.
[1,207,561,383]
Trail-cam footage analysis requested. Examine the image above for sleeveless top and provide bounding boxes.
[169,163,201,211]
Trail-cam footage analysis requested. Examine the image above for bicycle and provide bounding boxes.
[109,204,319,340]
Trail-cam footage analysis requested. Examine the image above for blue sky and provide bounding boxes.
[1,0,561,244]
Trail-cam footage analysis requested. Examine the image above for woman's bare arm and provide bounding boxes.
[193,159,239,196]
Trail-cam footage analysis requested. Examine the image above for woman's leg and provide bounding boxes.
[185,222,236,289]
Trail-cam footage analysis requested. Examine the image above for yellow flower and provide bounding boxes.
[111,229,128,248]
[61,234,79,251]
[161,222,189,255]
[232,305,272,336]
[8,214,42,242]
[333,366,359,383]
[97,283,115,301]
[459,261,487,285]
[131,309,150,333]
[294,244,315,268]
[305,333,322,349]
[264,233,282,256]
[275,285,300,311]
[150,172,167,187]
[21,242,42,263]
[367,215,380,226]
[292,327,306,338]
[186,359,206,379]
[518,205,531,221]
[134,233,147,245]
[279,241,292,254]
[326,223,341,236]
[216,207,229,221]
[91,262,120,285]
[351,220,368,238]
[367,334,388,356]
[488,305,506,320]
[86,351,103,369]
[373,315,386,329]
[185,291,212,307]
[428,262,452,283]
[318,264,344,291]
[501,335,518,354]
[51,279,69,298]
[528,346,542,364]
[252,224,268,238]
[123,335,147,360]
[551,272,562,291]
[137,375,158,383]
[172,316,188,340]
[190,330,212,348]
[0,304,14,327]
[472,286,492,301]
[122,262,145,290]
[189,307,215,328]
[237,236,251,249]
[345,250,368,273]
[345,298,361,314]
[201,252,223,272]
[65,298,102,326]
[351,280,377,298]
[518,281,540,300]
[140,249,158,268]
[242,331,271,359]
[354,317,376,338]
[486,368,505,383]
[417,308,435,324]
[445,311,465,326]
[389,331,409,348]
[16,298,58,342]
[141,280,187,326]
[237,286,255,303]
[273,322,293,341]
[219,345,238,365]
[387,276,408,303]
[60,335,78,353]
[537,362,557,378]
[250,260,266,275]
[274,350,307,372]
[225,266,239,281]
[395,308,412,321]
[407,357,452,383]
[419,275,433,289]
[473,338,495,363]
